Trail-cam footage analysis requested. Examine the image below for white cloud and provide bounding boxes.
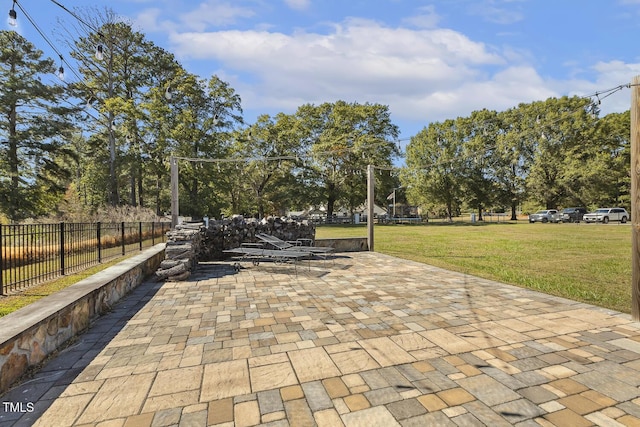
[180,1,255,31]
[283,0,311,11]
[160,8,636,134]
[133,1,255,32]
[466,0,524,25]
[167,17,513,123]
[402,5,440,29]
[382,66,557,125]
[132,7,177,33]
[565,61,640,115]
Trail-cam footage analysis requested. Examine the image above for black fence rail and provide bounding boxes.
[0,221,171,295]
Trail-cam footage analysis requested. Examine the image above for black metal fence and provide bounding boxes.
[0,221,171,295]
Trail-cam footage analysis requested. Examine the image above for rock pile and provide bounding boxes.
[200,216,315,260]
[154,217,315,278]
[155,222,203,281]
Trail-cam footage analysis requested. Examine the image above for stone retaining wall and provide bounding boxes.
[316,237,368,252]
[0,244,165,394]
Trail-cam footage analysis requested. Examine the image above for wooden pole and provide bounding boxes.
[367,164,374,251]
[631,75,640,321]
[170,156,179,229]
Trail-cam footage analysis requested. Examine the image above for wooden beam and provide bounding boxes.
[170,156,179,229]
[367,164,374,251]
[631,75,640,320]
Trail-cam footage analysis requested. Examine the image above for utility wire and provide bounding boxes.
[173,139,402,165]
[49,0,103,36]
[13,0,83,82]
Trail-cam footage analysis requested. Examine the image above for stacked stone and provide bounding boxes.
[155,222,203,281]
[200,216,316,261]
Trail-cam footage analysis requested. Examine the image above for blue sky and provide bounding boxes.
[10,0,640,141]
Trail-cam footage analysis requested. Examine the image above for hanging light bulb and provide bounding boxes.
[212,114,219,125]
[8,1,16,27]
[164,86,172,100]
[95,45,104,61]
[56,55,65,80]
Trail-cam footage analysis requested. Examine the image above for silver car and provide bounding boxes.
[528,209,561,223]
[583,208,629,224]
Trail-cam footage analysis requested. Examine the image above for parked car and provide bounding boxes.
[528,209,561,223]
[583,208,629,224]
[561,207,587,223]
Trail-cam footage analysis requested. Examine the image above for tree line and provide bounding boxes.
[0,7,399,223]
[0,7,631,223]
[401,98,630,220]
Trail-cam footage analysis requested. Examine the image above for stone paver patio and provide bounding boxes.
[1,251,640,426]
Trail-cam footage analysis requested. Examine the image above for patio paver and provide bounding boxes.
[1,251,639,426]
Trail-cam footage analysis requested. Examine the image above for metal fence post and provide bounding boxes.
[97,222,102,263]
[60,222,65,276]
[0,225,4,296]
[152,222,155,246]
[121,222,126,256]
[139,222,143,251]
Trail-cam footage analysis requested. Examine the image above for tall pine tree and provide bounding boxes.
[0,30,75,221]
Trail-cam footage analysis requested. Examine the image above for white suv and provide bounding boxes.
[583,208,629,224]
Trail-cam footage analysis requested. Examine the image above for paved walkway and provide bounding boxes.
[1,252,640,426]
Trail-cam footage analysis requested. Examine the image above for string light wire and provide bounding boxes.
[49,0,103,36]
[172,137,409,166]
[12,0,83,82]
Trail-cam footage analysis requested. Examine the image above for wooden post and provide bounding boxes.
[170,156,179,229]
[367,164,374,251]
[632,76,640,321]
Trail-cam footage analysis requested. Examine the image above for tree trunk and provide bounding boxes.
[326,182,336,218]
[130,173,136,206]
[137,161,144,207]
[8,106,18,221]
[155,175,162,216]
[327,195,336,218]
[257,191,265,219]
[446,199,453,221]
[108,124,119,206]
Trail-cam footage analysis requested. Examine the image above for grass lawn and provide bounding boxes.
[316,222,632,314]
[0,256,129,317]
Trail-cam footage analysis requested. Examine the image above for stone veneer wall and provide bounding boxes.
[0,244,165,394]
[315,237,368,252]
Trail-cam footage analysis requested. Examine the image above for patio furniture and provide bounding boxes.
[223,245,311,274]
[255,233,334,256]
